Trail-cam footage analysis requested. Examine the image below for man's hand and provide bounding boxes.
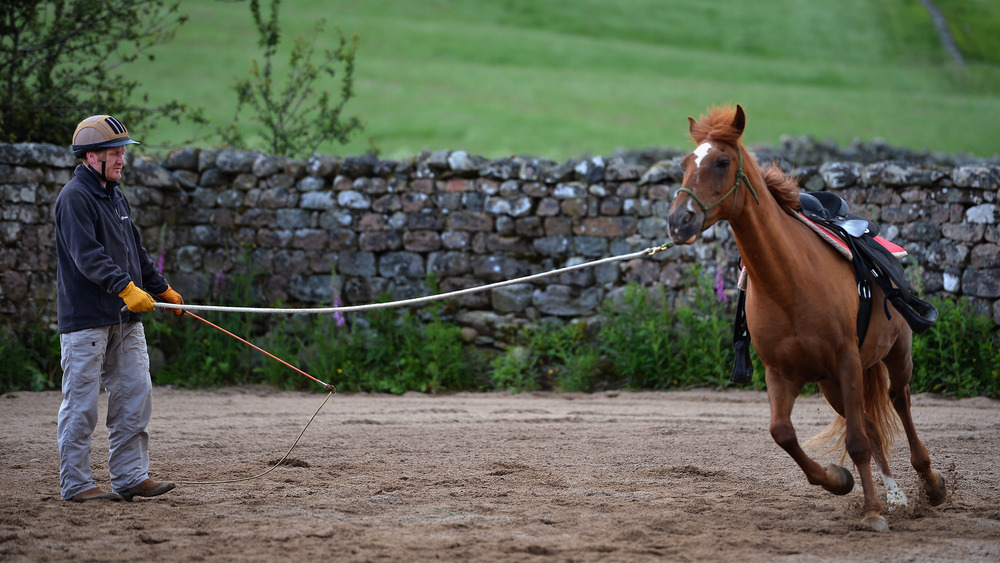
[157,286,186,317]
[118,282,156,313]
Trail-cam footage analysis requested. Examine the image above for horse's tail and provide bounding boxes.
[806,362,900,465]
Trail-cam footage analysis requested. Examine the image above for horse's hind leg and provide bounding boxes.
[867,418,908,509]
[885,342,947,505]
[766,372,854,495]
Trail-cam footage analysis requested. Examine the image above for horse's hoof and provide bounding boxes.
[923,472,947,506]
[823,464,854,496]
[862,515,890,533]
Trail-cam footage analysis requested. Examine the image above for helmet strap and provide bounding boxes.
[84,151,110,186]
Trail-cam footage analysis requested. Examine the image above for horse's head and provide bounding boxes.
[667,104,758,245]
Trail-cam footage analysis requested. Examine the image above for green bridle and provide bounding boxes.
[676,148,760,219]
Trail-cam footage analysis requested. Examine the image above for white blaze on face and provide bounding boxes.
[693,142,712,168]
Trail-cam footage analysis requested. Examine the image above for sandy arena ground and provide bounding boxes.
[1,387,998,562]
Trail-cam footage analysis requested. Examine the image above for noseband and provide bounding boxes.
[676,148,760,219]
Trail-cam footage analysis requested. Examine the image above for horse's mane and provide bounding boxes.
[690,105,801,214]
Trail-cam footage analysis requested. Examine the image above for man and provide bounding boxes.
[54,115,184,502]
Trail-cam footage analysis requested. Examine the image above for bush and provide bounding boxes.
[0,0,191,144]
[911,296,1000,397]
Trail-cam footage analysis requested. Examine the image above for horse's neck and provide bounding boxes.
[729,182,813,294]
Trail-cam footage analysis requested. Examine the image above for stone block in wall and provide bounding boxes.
[127,158,179,190]
[163,147,199,171]
[553,183,585,199]
[561,198,588,218]
[17,143,75,167]
[474,255,529,282]
[440,277,491,309]
[217,149,262,173]
[43,167,72,186]
[623,198,652,216]
[819,162,862,188]
[558,257,595,287]
[359,231,402,252]
[373,193,402,213]
[862,162,948,187]
[952,165,999,189]
[199,168,227,187]
[339,153,377,177]
[532,285,601,317]
[942,223,985,243]
[267,173,295,191]
[337,190,370,210]
[638,217,668,239]
[491,283,533,313]
[446,150,487,175]
[485,234,532,255]
[966,204,997,224]
[290,274,334,303]
[292,229,327,250]
[176,245,203,272]
[446,211,493,232]
[514,217,544,237]
[599,196,623,216]
[962,268,1000,298]
[9,166,43,184]
[970,244,1000,268]
[252,154,283,177]
[933,187,991,205]
[523,182,548,198]
[232,173,257,191]
[575,216,637,238]
[338,251,376,277]
[574,157,605,184]
[235,208,275,228]
[307,154,341,177]
[574,236,608,257]
[605,158,644,182]
[928,241,969,267]
[900,221,941,242]
[533,236,570,257]
[257,229,293,249]
[299,191,334,210]
[3,184,36,204]
[407,211,445,231]
[519,158,556,182]
[197,147,220,171]
[403,230,442,252]
[440,231,470,250]
[428,251,472,277]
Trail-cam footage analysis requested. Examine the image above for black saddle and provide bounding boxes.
[799,192,880,238]
[728,191,938,385]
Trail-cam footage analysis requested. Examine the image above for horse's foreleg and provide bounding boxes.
[766,374,854,495]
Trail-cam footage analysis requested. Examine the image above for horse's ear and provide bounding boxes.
[688,116,697,136]
[732,105,746,136]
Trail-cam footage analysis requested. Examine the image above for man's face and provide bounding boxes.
[87,147,126,182]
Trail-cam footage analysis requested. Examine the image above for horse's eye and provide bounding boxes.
[715,158,730,170]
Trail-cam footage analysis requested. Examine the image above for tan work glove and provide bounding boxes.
[118,281,156,313]
[157,286,186,317]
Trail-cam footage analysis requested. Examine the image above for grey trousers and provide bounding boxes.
[58,322,153,499]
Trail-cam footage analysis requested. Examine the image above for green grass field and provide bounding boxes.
[131,0,1000,160]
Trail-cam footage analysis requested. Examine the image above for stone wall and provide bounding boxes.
[2,140,998,344]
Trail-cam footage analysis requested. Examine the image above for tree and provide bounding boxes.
[220,0,364,158]
[0,0,189,145]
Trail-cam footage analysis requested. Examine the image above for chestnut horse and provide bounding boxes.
[666,105,946,532]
